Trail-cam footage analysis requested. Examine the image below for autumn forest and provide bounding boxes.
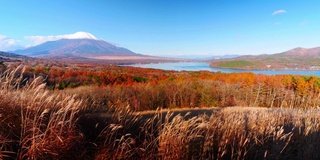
[21,62,320,110]
[2,61,320,159]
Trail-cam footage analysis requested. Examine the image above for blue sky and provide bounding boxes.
[0,0,319,56]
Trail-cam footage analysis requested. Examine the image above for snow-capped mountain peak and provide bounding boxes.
[65,32,99,40]
[24,32,100,46]
[14,36,138,57]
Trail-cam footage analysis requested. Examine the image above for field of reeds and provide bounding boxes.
[2,66,320,159]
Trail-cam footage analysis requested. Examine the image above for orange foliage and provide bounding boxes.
[21,63,320,110]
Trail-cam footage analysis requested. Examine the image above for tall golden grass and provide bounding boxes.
[0,66,86,159]
[1,66,320,159]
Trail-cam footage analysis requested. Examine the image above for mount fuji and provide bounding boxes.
[14,32,141,59]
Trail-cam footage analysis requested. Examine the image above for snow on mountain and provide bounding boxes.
[14,38,139,57]
[25,32,100,46]
[65,32,99,40]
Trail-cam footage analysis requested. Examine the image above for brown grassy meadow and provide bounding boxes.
[2,66,320,159]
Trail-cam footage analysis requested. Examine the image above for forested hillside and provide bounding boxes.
[210,47,320,70]
[2,65,320,159]
[13,62,320,110]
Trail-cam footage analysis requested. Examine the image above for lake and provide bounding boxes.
[125,62,320,77]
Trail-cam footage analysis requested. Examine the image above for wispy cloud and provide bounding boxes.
[0,34,21,51]
[24,35,61,46]
[272,10,286,16]
[24,32,98,46]
[299,20,308,26]
[274,22,282,26]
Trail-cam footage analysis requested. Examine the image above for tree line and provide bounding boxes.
[17,63,320,110]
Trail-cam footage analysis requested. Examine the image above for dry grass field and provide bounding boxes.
[1,66,320,159]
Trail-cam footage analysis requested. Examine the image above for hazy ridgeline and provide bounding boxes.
[2,66,320,159]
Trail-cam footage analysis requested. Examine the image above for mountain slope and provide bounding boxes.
[0,51,31,63]
[280,47,320,58]
[12,32,185,63]
[14,39,139,57]
[210,47,320,70]
[0,51,28,58]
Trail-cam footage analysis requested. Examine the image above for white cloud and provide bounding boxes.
[24,32,99,46]
[272,10,286,16]
[0,34,21,51]
[0,32,100,51]
[24,35,61,46]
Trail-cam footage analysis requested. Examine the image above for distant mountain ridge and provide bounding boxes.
[14,38,139,58]
[210,46,320,70]
[173,54,239,60]
[12,32,184,63]
[281,47,320,58]
[14,39,139,57]
[0,51,28,58]
[0,51,31,63]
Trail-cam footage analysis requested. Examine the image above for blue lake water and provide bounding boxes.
[126,62,320,77]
